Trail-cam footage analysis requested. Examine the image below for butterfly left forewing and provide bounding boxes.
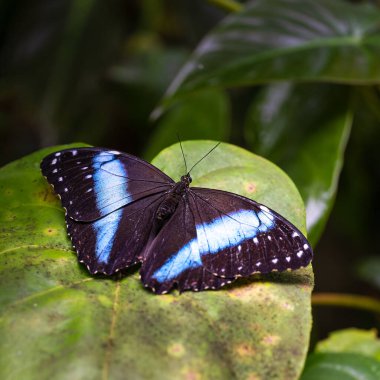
[190,188,313,279]
[41,147,174,221]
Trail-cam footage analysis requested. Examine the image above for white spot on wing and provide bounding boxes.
[272,258,278,264]
[58,177,63,182]
[297,250,303,258]
[253,237,259,244]
[292,232,299,238]
[51,158,57,165]
[303,244,309,250]
[286,256,291,262]
[55,152,61,157]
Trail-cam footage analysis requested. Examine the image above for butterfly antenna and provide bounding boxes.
[178,135,188,174]
[188,142,221,174]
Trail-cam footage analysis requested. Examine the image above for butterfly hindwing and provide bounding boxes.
[190,188,313,278]
[66,192,165,275]
[140,196,233,294]
[41,148,174,221]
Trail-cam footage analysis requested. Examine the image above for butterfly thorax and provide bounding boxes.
[155,174,192,223]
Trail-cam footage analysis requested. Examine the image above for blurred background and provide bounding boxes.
[1,0,379,345]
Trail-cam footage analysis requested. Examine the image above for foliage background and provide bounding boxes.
[1,0,380,378]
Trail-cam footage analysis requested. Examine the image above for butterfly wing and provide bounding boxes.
[66,192,165,274]
[140,195,233,294]
[40,147,174,221]
[41,147,175,274]
[190,188,313,278]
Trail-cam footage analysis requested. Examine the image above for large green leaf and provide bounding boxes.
[245,83,353,245]
[0,142,313,380]
[162,0,380,104]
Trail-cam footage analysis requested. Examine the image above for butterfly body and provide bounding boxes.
[155,175,190,224]
[41,147,313,294]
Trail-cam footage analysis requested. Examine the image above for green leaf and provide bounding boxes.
[301,353,380,380]
[357,256,380,290]
[315,328,380,361]
[0,142,313,380]
[144,89,230,161]
[245,83,352,245]
[162,0,380,103]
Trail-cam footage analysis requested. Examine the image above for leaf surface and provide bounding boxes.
[162,0,380,105]
[0,142,313,380]
[245,83,352,244]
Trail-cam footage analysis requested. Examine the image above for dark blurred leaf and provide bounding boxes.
[301,353,380,380]
[144,89,230,161]
[245,83,352,245]
[357,256,380,290]
[0,142,313,380]
[160,0,380,108]
[106,45,188,151]
[0,0,127,144]
[315,328,380,360]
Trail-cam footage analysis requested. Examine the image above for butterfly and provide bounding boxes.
[40,145,313,294]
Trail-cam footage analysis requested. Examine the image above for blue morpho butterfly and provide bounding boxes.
[40,143,313,294]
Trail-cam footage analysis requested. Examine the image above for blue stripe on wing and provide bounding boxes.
[93,152,132,216]
[93,211,123,263]
[152,210,274,283]
[92,152,129,264]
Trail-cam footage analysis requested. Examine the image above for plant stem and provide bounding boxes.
[312,293,380,314]
[207,0,243,13]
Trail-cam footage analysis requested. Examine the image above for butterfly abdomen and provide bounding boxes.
[155,181,188,222]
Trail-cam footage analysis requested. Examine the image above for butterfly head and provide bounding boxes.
[180,174,192,187]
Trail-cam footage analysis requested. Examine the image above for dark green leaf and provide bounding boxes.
[144,89,230,161]
[245,83,352,245]
[357,256,380,290]
[0,142,313,379]
[162,0,380,104]
[301,353,380,380]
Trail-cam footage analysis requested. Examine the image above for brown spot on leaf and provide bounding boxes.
[167,342,185,357]
[261,335,280,346]
[245,182,257,193]
[247,373,261,380]
[44,227,58,236]
[235,343,256,357]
